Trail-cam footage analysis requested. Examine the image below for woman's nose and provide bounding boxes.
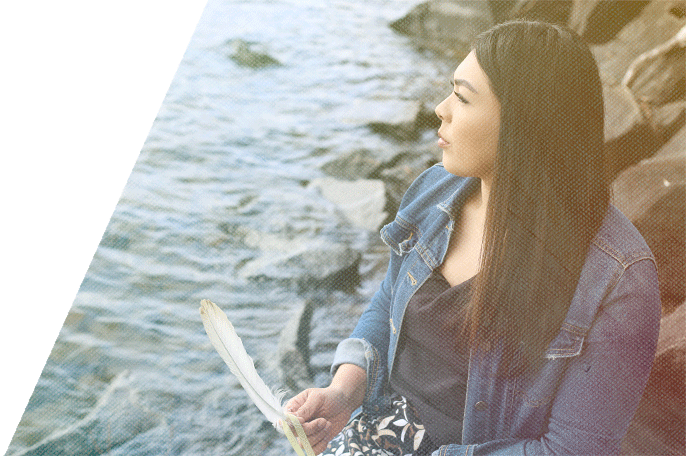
[435,97,449,121]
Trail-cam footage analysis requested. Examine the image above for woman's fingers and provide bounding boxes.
[305,419,333,454]
[287,389,325,423]
[285,390,309,415]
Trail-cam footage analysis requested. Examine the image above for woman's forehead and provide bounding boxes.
[453,51,493,96]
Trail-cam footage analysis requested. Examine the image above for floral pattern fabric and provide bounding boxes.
[322,395,428,456]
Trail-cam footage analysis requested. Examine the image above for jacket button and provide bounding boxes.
[474,401,488,411]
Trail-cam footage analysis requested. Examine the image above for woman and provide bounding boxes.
[286,20,661,456]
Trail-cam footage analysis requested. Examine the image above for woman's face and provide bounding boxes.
[435,51,501,182]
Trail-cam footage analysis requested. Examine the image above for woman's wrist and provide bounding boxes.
[329,363,366,411]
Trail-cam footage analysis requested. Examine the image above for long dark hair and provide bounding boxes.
[466,20,610,367]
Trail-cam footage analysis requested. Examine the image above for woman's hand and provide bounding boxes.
[285,386,356,454]
[285,364,366,454]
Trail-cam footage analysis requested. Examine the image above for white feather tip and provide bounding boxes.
[199,299,288,431]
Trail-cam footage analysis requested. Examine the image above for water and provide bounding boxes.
[7,1,453,454]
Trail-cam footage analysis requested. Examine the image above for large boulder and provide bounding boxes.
[623,303,686,455]
[612,125,686,313]
[278,301,315,393]
[504,0,573,25]
[623,24,686,108]
[569,0,650,44]
[591,0,686,86]
[603,19,686,177]
[308,177,387,232]
[239,235,362,292]
[390,1,494,57]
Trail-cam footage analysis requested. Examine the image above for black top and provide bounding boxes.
[390,270,473,447]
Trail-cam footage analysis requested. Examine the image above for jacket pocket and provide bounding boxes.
[517,324,586,408]
[544,322,586,360]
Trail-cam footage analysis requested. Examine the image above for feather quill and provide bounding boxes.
[199,299,287,431]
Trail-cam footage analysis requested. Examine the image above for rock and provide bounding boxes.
[612,125,686,313]
[13,371,164,456]
[507,0,573,25]
[650,100,686,142]
[603,84,657,177]
[623,303,686,455]
[308,177,387,232]
[321,149,383,180]
[591,1,686,86]
[390,1,494,57]
[371,150,440,225]
[603,23,686,177]
[367,102,424,142]
[569,0,650,44]
[278,301,315,393]
[229,39,281,68]
[239,236,361,292]
[603,84,645,144]
[623,24,686,108]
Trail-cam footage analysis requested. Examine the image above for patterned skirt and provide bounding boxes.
[321,394,436,456]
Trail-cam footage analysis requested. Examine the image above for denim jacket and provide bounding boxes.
[331,164,661,456]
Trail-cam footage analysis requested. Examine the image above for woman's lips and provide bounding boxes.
[437,133,449,148]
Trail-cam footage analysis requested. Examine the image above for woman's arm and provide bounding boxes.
[285,249,400,453]
[435,258,661,456]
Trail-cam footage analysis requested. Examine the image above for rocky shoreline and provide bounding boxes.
[282,2,684,455]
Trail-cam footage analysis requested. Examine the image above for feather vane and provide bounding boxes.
[199,298,287,431]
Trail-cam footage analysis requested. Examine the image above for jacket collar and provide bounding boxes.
[437,176,481,219]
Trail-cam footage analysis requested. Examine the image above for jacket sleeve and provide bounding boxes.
[331,165,456,413]
[330,240,401,413]
[434,257,662,456]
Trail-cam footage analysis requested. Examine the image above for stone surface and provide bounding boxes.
[591,0,686,86]
[13,371,165,456]
[623,303,686,455]
[624,24,686,108]
[507,0,573,25]
[603,84,645,143]
[239,236,362,292]
[571,0,650,44]
[390,1,493,57]
[321,149,383,180]
[612,125,686,313]
[229,39,281,68]
[308,177,387,232]
[278,301,315,393]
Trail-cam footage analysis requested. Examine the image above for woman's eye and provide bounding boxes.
[454,91,468,104]
[449,80,468,104]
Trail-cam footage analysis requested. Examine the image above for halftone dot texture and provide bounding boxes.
[6,1,683,456]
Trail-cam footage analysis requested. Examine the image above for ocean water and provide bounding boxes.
[7,1,453,454]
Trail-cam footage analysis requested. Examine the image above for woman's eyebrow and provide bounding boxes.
[452,78,478,94]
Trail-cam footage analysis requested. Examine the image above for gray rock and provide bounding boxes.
[507,0,573,25]
[612,125,686,312]
[569,0,649,44]
[239,236,361,292]
[390,1,493,57]
[373,150,440,224]
[308,178,387,232]
[623,303,686,456]
[13,371,164,456]
[623,24,686,108]
[321,149,383,180]
[649,100,686,144]
[360,100,424,142]
[278,301,315,393]
[604,84,644,143]
[229,39,281,68]
[591,1,685,86]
